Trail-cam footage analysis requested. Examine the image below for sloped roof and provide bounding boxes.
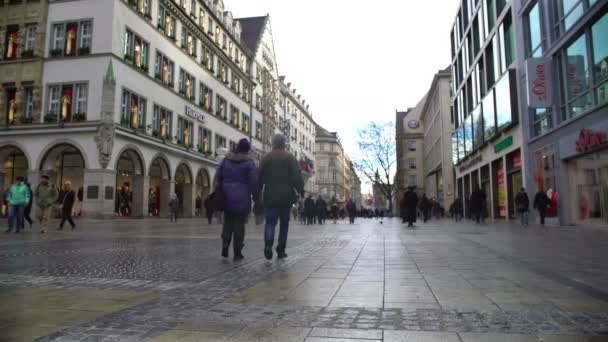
[235,16,266,54]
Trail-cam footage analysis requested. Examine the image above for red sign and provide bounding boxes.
[526,58,552,108]
[575,128,606,153]
[511,150,522,169]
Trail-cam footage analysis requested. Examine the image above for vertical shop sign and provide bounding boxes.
[497,161,506,219]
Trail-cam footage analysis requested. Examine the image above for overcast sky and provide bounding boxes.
[229,0,460,188]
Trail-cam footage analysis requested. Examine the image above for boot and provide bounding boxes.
[264,240,273,260]
[276,242,288,259]
[221,239,230,258]
[233,238,244,261]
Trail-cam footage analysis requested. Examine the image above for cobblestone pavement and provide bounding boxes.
[1,217,608,341]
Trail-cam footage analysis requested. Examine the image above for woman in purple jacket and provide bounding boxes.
[215,138,259,261]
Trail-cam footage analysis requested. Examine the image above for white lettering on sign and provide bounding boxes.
[526,58,552,108]
[185,106,205,123]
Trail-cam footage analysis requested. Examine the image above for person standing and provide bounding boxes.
[315,196,326,225]
[304,195,315,225]
[58,181,76,231]
[259,134,304,260]
[5,176,30,234]
[169,193,179,222]
[470,187,485,224]
[401,187,418,227]
[216,139,258,260]
[22,180,34,229]
[533,189,550,226]
[195,195,202,217]
[515,188,530,227]
[35,175,58,234]
[419,195,431,223]
[347,198,357,224]
[204,194,214,224]
[330,197,339,224]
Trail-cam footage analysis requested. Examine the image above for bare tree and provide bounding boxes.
[353,122,396,212]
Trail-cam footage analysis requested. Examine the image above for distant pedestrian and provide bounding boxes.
[5,176,30,234]
[470,187,486,224]
[533,189,550,226]
[304,195,315,225]
[22,180,33,229]
[347,199,357,224]
[419,195,431,222]
[258,134,304,260]
[195,195,202,217]
[35,175,58,234]
[215,138,259,261]
[58,181,76,231]
[204,194,214,224]
[169,193,179,222]
[330,197,339,224]
[401,187,418,227]
[515,188,530,226]
[315,197,326,225]
[450,198,463,222]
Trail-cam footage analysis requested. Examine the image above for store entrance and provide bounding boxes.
[568,150,608,224]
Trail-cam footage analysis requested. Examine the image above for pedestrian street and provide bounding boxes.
[1,218,608,341]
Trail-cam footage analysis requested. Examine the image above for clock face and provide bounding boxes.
[408,120,420,129]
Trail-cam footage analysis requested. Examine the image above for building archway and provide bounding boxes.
[175,163,194,217]
[149,156,171,217]
[195,168,211,216]
[0,145,29,217]
[115,148,145,217]
[39,143,85,216]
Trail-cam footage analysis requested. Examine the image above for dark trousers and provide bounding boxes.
[317,214,324,225]
[7,205,25,232]
[306,215,313,225]
[349,216,355,224]
[170,210,178,222]
[538,208,546,225]
[59,208,75,228]
[265,207,291,252]
[22,205,33,228]
[222,211,246,255]
[207,210,213,224]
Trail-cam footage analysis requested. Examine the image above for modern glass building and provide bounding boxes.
[518,0,608,225]
[450,0,525,220]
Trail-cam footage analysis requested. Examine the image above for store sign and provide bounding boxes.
[575,128,606,153]
[497,161,506,219]
[458,154,482,173]
[494,136,513,154]
[185,105,205,123]
[526,57,552,108]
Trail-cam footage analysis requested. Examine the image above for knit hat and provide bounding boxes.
[236,138,251,153]
[272,134,286,149]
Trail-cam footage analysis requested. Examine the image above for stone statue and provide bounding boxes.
[95,122,114,169]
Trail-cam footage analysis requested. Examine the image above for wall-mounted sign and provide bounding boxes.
[494,136,513,154]
[459,154,482,173]
[526,57,552,108]
[575,128,606,153]
[185,106,205,123]
[408,120,420,129]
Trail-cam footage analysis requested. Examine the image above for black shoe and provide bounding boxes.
[234,254,244,261]
[57,227,63,231]
[277,252,288,259]
[221,247,229,258]
[71,225,76,231]
[264,242,273,260]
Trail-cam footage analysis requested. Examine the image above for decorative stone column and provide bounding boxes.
[181,182,195,218]
[131,175,149,218]
[159,180,174,218]
[82,169,117,218]
[26,170,40,219]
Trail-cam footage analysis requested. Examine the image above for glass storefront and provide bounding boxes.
[533,146,559,217]
[568,149,608,224]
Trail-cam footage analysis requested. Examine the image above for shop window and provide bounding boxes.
[50,20,92,57]
[532,108,553,136]
[472,105,483,148]
[199,82,213,111]
[199,9,206,28]
[24,25,36,56]
[591,12,608,107]
[241,114,249,133]
[154,51,174,88]
[533,147,558,217]
[5,89,16,125]
[255,121,262,140]
[120,88,146,130]
[215,95,227,120]
[215,134,227,150]
[46,83,87,123]
[199,127,212,154]
[176,117,193,146]
[157,5,176,39]
[568,151,608,223]
[123,29,149,72]
[495,74,512,131]
[525,2,543,57]
[229,105,239,127]
[561,33,592,120]
[178,69,195,100]
[482,91,496,140]
[500,14,515,68]
[452,132,460,165]
[181,29,197,57]
[464,115,473,155]
[124,0,151,17]
[152,104,172,138]
[5,26,18,59]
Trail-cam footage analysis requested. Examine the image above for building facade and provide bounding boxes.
[518,0,608,225]
[349,161,361,209]
[450,0,525,220]
[315,124,348,202]
[0,0,312,219]
[420,68,455,209]
[394,102,425,215]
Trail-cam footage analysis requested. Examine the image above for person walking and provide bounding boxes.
[195,195,202,217]
[22,180,34,229]
[450,198,463,222]
[259,134,304,260]
[347,198,357,224]
[533,189,550,226]
[419,195,431,223]
[169,193,179,222]
[58,181,76,231]
[5,176,30,234]
[470,187,485,224]
[315,196,326,225]
[515,188,530,227]
[401,187,418,227]
[35,175,58,234]
[330,197,339,224]
[304,195,315,225]
[204,193,214,224]
[215,138,258,261]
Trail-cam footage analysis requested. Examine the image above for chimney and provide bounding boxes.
[287,82,291,89]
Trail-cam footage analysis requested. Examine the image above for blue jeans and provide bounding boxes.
[7,205,25,232]
[264,207,291,247]
[520,211,529,226]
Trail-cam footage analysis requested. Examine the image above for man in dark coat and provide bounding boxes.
[347,199,357,224]
[533,189,550,226]
[515,188,530,226]
[259,134,304,260]
[204,194,214,224]
[419,195,431,223]
[58,181,76,230]
[315,197,326,225]
[215,138,258,260]
[469,188,486,224]
[304,195,315,225]
[401,187,418,227]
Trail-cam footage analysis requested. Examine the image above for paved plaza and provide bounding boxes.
[1,217,608,341]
